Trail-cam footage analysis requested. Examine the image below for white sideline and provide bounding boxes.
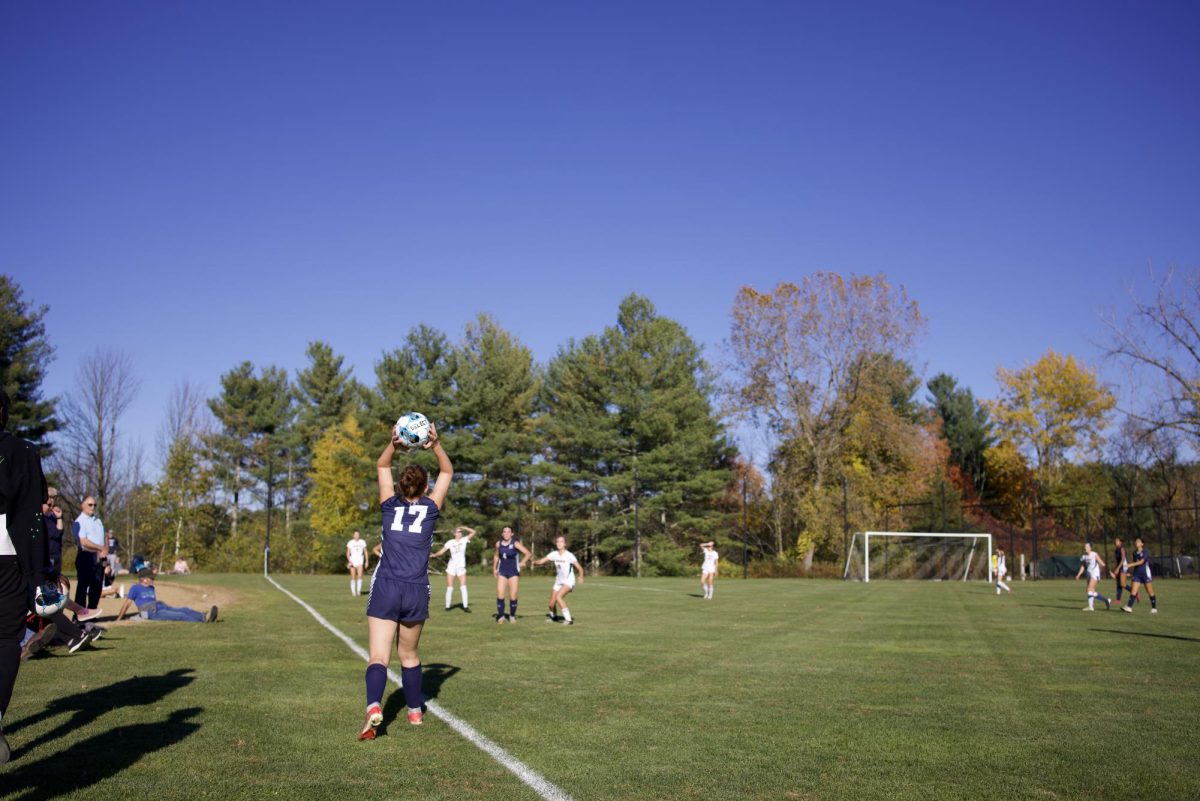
[265,575,574,801]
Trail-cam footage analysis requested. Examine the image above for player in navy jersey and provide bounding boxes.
[1110,536,1131,603]
[492,526,530,624]
[1121,536,1158,614]
[359,422,452,740]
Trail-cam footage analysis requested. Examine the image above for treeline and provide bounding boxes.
[3,268,1198,575]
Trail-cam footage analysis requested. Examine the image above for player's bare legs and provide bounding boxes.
[360,616,398,739]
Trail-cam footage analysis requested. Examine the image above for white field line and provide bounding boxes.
[264,575,574,801]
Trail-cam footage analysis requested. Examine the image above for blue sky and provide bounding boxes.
[3,1,1198,468]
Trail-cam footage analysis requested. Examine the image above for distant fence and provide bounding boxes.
[876,498,1200,580]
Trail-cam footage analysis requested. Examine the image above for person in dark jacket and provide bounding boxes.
[0,388,50,764]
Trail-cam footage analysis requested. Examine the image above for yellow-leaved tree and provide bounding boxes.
[307,415,375,571]
[989,349,1115,493]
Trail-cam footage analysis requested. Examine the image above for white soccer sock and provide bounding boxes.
[562,607,572,622]
[446,587,454,608]
[351,579,356,595]
[461,586,469,607]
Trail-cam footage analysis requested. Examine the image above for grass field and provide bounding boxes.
[4,574,1199,801]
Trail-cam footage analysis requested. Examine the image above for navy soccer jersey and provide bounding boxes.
[376,496,439,584]
[1132,548,1152,581]
[1114,544,1127,570]
[497,539,521,577]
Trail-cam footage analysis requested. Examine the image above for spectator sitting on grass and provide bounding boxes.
[115,569,217,623]
[172,557,191,575]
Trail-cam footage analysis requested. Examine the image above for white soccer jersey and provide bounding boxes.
[546,550,579,584]
[995,554,1007,577]
[702,549,719,574]
[1081,551,1101,579]
[347,538,368,565]
[444,538,470,570]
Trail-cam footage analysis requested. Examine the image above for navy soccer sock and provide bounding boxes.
[1115,578,1123,600]
[1150,594,1157,609]
[365,663,387,709]
[401,664,423,711]
[509,599,518,618]
[496,598,505,618]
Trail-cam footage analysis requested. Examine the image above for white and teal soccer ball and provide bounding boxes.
[34,582,68,618]
[393,411,431,449]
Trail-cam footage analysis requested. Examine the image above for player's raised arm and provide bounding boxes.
[424,423,453,509]
[377,439,399,503]
[462,526,477,541]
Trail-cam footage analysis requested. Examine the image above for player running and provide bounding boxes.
[700,541,718,599]
[1122,536,1158,614]
[346,531,369,596]
[1110,536,1131,604]
[992,546,1012,594]
[432,526,477,612]
[533,536,584,625]
[1075,542,1111,611]
[492,526,530,624]
[359,422,452,740]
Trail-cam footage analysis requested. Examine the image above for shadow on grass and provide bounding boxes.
[1089,628,1200,643]
[3,707,202,801]
[6,668,196,758]
[380,663,460,731]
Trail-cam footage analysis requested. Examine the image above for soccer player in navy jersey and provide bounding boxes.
[359,422,452,740]
[1110,536,1131,603]
[492,526,530,624]
[1121,536,1158,614]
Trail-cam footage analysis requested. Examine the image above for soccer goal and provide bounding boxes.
[843,531,993,582]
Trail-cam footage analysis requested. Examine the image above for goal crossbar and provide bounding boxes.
[844,531,993,582]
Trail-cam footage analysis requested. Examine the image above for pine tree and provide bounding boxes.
[449,314,540,532]
[542,295,734,575]
[0,275,59,449]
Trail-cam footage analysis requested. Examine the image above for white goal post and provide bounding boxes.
[843,531,994,582]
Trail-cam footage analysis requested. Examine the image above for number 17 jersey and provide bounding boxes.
[377,495,439,584]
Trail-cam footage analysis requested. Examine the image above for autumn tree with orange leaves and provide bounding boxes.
[727,273,926,565]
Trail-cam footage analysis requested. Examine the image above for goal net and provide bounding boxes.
[843,531,993,582]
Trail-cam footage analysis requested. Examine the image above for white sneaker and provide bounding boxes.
[1150,608,1158,614]
[1082,607,1094,612]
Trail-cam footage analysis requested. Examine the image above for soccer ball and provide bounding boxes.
[393,412,431,449]
[34,582,68,617]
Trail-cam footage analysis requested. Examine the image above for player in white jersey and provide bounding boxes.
[992,547,1012,594]
[699,542,718,599]
[533,536,583,625]
[346,531,369,596]
[1074,542,1111,611]
[432,526,477,612]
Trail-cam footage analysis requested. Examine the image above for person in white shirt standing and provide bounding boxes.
[992,547,1012,594]
[699,542,719,600]
[345,531,369,596]
[533,536,583,625]
[432,526,477,612]
[72,497,107,610]
[1075,541,1111,611]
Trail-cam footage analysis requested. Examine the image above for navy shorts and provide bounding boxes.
[367,578,431,623]
[1132,569,1152,584]
[498,563,520,579]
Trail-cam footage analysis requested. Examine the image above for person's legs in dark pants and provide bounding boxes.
[1,559,30,763]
